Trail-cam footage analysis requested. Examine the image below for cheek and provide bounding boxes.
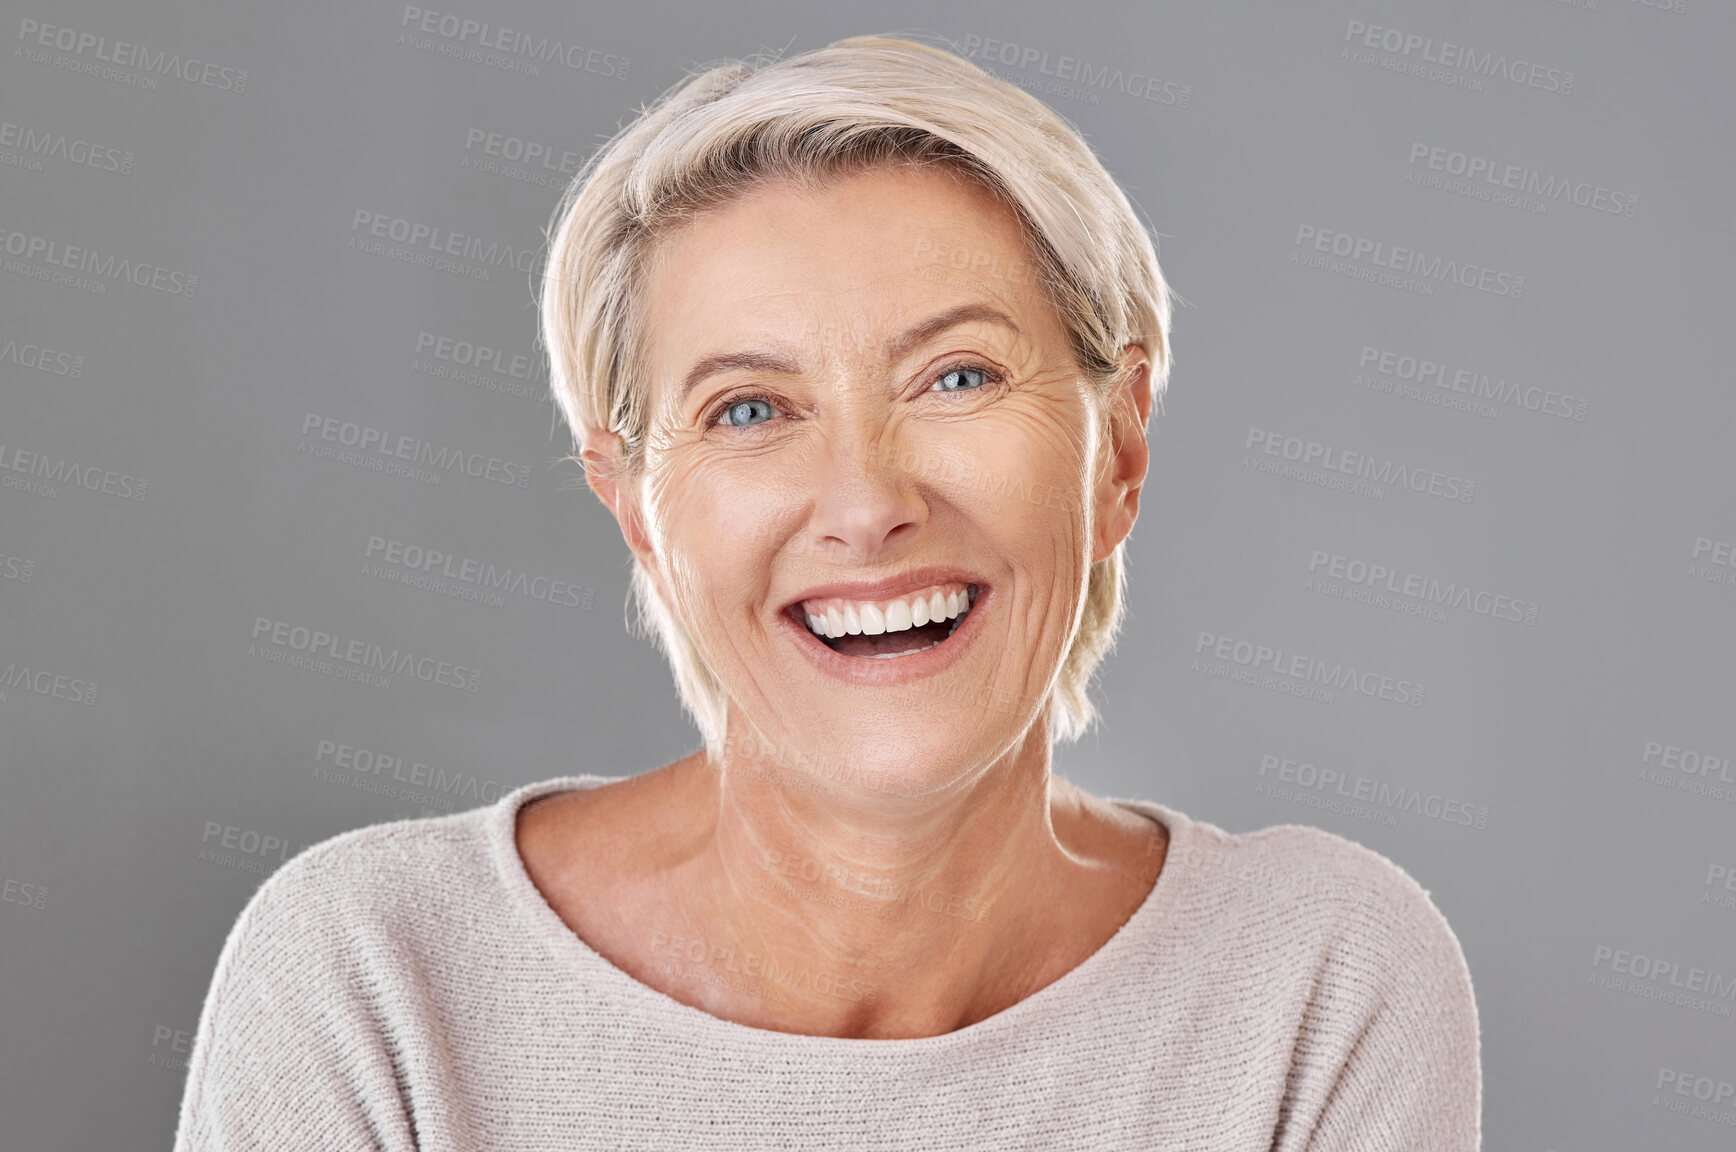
[648,461,794,605]
[917,406,1090,524]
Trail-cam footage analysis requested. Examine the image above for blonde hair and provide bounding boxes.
[539,33,1174,760]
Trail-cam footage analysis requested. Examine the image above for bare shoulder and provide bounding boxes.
[1054,777,1171,886]
[518,764,689,883]
[515,760,708,954]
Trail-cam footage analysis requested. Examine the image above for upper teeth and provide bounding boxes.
[802,583,977,639]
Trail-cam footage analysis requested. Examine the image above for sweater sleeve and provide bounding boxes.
[170,855,421,1152]
[1299,870,1483,1152]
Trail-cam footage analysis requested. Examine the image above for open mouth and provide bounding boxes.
[792,583,981,660]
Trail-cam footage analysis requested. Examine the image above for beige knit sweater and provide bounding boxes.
[172,774,1481,1150]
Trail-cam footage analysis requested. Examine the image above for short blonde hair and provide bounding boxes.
[539,34,1174,761]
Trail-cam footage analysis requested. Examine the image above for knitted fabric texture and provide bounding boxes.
[172,774,1481,1150]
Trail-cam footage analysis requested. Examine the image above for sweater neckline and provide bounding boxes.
[483,772,1195,1053]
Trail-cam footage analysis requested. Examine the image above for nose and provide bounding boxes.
[801,418,928,563]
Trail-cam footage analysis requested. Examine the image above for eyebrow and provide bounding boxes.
[676,302,1022,405]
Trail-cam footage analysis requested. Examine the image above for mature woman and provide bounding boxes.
[175,35,1479,1151]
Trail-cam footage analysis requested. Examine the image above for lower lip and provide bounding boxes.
[779,587,989,686]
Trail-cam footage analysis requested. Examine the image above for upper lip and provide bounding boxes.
[782,566,988,612]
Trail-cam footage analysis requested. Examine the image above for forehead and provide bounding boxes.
[637,165,1050,370]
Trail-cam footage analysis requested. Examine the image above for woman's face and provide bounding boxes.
[603,164,1148,795]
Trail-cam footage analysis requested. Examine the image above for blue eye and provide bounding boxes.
[934,366,989,393]
[712,364,996,432]
[719,397,776,427]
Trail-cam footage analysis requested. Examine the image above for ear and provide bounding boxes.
[1090,345,1153,565]
[581,431,672,602]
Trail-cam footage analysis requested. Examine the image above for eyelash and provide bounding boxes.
[707,361,1004,431]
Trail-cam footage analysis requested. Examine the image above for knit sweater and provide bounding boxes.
[172,774,1481,1150]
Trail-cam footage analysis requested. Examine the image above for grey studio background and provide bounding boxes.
[1,0,1732,1147]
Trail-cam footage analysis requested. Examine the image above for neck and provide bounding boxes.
[653,707,1162,1038]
